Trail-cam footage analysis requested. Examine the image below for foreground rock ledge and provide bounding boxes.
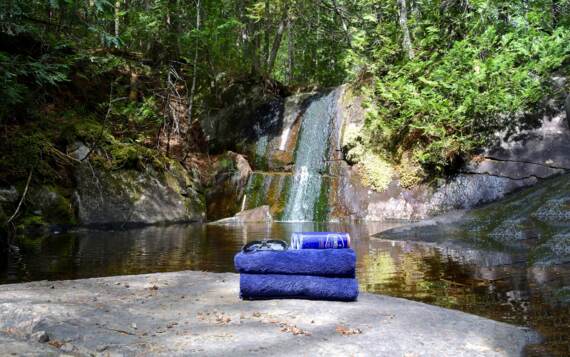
[0,271,539,356]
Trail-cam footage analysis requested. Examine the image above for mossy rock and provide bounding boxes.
[237,172,293,221]
[30,186,76,225]
[532,231,570,266]
[74,162,205,226]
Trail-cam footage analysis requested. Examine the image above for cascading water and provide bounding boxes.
[282,88,341,221]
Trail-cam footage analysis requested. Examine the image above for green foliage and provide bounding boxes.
[0,51,69,120]
[1,0,570,186]
[348,0,570,176]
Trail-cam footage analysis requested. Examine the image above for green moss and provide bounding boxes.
[43,189,76,225]
[358,153,394,192]
[266,174,288,219]
[16,214,46,230]
[398,151,427,189]
[314,178,330,221]
[244,173,266,210]
[62,116,115,145]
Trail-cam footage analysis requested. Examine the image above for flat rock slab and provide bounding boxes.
[0,271,539,356]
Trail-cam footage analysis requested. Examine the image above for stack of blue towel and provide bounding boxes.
[234,233,358,301]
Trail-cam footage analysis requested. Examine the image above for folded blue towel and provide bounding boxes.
[240,274,358,301]
[234,248,356,278]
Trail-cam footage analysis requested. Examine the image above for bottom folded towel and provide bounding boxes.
[240,274,359,301]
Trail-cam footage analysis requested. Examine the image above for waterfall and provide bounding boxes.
[282,88,341,221]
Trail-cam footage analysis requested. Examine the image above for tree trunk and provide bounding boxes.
[188,0,201,125]
[252,26,261,74]
[397,0,414,60]
[129,70,138,102]
[552,0,559,27]
[114,0,120,39]
[287,16,293,84]
[263,0,270,61]
[267,6,289,75]
[331,0,352,47]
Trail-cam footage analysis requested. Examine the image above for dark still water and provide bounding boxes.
[1,222,569,356]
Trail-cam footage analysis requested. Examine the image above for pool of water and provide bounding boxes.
[1,222,569,356]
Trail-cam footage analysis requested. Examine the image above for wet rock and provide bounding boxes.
[378,173,570,267]
[241,172,292,220]
[234,205,272,223]
[206,152,252,221]
[73,161,205,226]
[246,92,313,171]
[200,77,288,153]
[212,205,272,224]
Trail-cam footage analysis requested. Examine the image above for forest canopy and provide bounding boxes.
[1,0,569,179]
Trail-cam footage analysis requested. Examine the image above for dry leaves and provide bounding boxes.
[336,325,362,336]
[249,312,311,336]
[196,311,231,325]
[280,323,311,336]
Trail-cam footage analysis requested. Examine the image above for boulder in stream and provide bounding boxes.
[376,173,570,267]
[211,205,273,224]
[73,160,205,227]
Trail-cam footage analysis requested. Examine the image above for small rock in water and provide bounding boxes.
[31,330,49,343]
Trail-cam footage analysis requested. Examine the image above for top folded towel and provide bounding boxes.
[291,232,351,249]
[234,248,356,278]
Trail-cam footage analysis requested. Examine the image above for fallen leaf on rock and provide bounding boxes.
[280,324,311,336]
[48,340,64,348]
[336,325,362,336]
[215,314,231,324]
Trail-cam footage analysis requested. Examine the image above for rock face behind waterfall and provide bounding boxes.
[206,152,252,221]
[208,84,569,222]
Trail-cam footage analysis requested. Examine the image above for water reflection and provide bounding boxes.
[1,222,569,356]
